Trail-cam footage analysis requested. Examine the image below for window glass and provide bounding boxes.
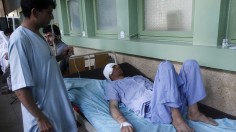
[144,0,192,31]
[68,0,81,31]
[96,0,117,31]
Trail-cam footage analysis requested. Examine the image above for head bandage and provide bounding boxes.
[103,63,117,80]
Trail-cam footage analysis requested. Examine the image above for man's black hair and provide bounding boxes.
[4,28,13,35]
[43,24,61,36]
[21,0,56,18]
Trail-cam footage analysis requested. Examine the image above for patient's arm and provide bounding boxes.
[15,88,53,132]
[109,100,134,132]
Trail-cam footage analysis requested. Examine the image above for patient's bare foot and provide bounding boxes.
[172,108,194,132]
[188,112,218,126]
[188,104,218,126]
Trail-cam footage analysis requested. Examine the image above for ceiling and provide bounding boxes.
[3,0,20,14]
[0,0,5,17]
[0,0,20,17]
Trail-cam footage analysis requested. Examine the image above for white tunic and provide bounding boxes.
[9,26,77,132]
[0,31,9,72]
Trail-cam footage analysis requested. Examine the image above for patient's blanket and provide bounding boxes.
[65,78,236,132]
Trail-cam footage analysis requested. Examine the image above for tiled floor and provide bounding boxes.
[0,80,89,132]
[0,84,23,132]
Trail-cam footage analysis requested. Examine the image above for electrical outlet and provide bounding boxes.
[82,31,86,37]
[120,31,125,39]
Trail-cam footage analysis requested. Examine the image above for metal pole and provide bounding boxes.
[50,20,57,56]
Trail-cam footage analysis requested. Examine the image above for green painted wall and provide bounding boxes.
[193,0,221,46]
[116,0,138,39]
[63,36,236,72]
[56,0,236,72]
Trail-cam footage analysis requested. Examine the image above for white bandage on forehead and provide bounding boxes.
[103,63,117,80]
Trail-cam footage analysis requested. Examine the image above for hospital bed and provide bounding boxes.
[64,51,236,132]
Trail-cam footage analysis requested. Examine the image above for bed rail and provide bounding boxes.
[69,51,117,74]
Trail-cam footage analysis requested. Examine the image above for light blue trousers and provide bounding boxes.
[149,60,206,124]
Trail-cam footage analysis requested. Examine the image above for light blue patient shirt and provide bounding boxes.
[9,26,77,132]
[105,75,153,117]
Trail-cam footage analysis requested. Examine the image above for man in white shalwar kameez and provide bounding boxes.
[8,0,78,131]
[0,31,9,72]
[0,30,12,92]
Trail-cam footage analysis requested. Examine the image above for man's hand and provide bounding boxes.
[62,46,73,58]
[56,46,74,62]
[64,46,74,57]
[37,114,53,132]
[14,88,54,132]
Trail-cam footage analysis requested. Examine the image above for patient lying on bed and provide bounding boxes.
[103,60,218,132]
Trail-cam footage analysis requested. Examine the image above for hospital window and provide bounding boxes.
[94,0,118,37]
[66,0,83,35]
[227,0,236,44]
[138,0,193,40]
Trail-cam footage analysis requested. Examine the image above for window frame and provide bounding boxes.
[138,0,194,41]
[93,0,118,37]
[227,0,236,44]
[66,0,84,35]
